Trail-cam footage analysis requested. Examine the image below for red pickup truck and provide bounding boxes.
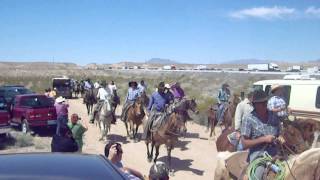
[0,96,11,136]
[10,94,57,133]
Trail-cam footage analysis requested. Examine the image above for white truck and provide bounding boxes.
[247,63,280,71]
[287,65,302,72]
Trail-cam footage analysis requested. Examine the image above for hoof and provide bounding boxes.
[133,138,138,143]
[169,169,175,176]
[147,157,152,163]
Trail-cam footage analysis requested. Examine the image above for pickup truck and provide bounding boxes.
[0,96,11,136]
[10,94,57,133]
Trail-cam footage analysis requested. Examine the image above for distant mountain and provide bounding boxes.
[145,58,179,64]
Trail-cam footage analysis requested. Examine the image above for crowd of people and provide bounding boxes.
[46,76,291,179]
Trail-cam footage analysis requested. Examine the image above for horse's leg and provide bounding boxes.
[206,117,210,133]
[154,145,160,163]
[149,141,155,162]
[134,124,139,142]
[124,121,130,137]
[86,104,90,115]
[167,145,174,175]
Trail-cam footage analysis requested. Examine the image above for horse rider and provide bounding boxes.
[165,83,174,103]
[108,80,117,96]
[142,82,171,140]
[84,78,93,91]
[240,89,283,179]
[267,85,288,122]
[121,81,140,122]
[216,83,231,125]
[138,80,147,95]
[230,89,254,151]
[90,81,110,124]
[170,82,185,101]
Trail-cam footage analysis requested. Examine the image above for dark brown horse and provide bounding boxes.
[145,111,185,173]
[125,97,145,141]
[207,94,240,137]
[84,88,96,115]
[173,98,199,136]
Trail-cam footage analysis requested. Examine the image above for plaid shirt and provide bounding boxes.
[125,87,140,102]
[267,96,288,117]
[241,111,280,160]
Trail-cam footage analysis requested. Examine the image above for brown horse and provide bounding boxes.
[145,112,185,173]
[174,98,199,135]
[140,91,149,108]
[125,97,145,141]
[215,120,308,154]
[84,88,96,115]
[207,95,239,137]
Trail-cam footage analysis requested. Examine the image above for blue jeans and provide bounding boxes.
[217,103,226,123]
[56,115,68,135]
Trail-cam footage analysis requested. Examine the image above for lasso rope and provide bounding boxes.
[247,152,286,180]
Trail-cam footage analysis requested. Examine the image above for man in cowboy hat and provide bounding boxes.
[164,83,174,103]
[90,81,111,124]
[267,84,288,121]
[142,82,171,140]
[54,96,69,135]
[216,83,231,125]
[240,89,282,179]
[121,81,140,122]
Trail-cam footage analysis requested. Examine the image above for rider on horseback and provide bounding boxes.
[240,89,283,179]
[142,82,171,140]
[216,83,231,125]
[138,80,147,95]
[121,81,140,122]
[90,81,110,124]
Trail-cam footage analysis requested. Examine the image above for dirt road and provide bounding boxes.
[69,99,218,179]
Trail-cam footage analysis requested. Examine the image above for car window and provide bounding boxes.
[316,87,320,109]
[253,85,263,91]
[0,97,6,110]
[17,88,33,94]
[265,85,271,95]
[21,97,53,108]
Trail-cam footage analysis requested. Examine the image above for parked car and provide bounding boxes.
[0,153,126,180]
[0,85,34,105]
[10,94,57,133]
[0,96,11,136]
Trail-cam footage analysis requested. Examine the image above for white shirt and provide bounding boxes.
[108,84,117,95]
[97,88,109,101]
[234,98,254,131]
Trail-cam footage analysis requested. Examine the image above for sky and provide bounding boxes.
[0,0,320,65]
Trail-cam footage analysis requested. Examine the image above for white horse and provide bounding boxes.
[95,99,114,141]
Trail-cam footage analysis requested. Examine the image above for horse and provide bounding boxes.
[111,90,120,113]
[73,82,81,98]
[79,81,85,98]
[173,98,199,136]
[125,97,145,141]
[84,88,96,115]
[215,120,308,154]
[139,91,149,108]
[145,107,187,173]
[208,94,240,137]
[96,98,115,141]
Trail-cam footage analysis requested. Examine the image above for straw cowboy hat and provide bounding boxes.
[252,89,268,103]
[271,84,283,93]
[164,83,171,89]
[55,96,66,103]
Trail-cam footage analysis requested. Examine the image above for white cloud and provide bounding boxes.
[230,6,296,20]
[305,6,320,17]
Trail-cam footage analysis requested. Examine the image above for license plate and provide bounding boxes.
[47,120,57,125]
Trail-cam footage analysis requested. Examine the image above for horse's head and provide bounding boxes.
[133,97,144,116]
[282,121,308,154]
[188,98,199,114]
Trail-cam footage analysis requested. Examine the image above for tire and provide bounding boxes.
[21,119,30,134]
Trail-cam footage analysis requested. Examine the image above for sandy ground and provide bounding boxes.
[67,99,218,179]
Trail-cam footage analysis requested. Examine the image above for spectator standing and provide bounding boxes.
[55,96,69,135]
[67,114,88,152]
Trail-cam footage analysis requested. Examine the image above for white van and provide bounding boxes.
[253,76,320,122]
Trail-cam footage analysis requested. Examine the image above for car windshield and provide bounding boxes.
[0,97,6,110]
[21,96,53,108]
[16,88,33,94]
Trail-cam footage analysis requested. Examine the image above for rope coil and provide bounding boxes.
[247,152,286,180]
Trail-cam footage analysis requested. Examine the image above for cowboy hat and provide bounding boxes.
[271,84,283,93]
[252,89,268,103]
[129,81,138,87]
[55,96,66,103]
[164,83,171,89]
